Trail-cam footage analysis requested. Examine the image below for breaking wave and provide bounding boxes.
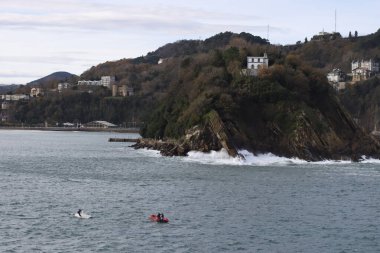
[184,149,376,166]
[138,148,380,166]
[184,149,306,166]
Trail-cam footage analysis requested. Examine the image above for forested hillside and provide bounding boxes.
[4,29,380,160]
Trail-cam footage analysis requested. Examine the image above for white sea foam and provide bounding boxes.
[137,147,380,166]
[184,149,309,166]
[136,148,161,158]
[358,156,380,164]
[184,149,380,166]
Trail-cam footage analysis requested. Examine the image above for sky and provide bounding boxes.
[1,0,379,84]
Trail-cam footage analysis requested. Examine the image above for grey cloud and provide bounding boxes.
[0,2,268,35]
[0,55,90,65]
[0,71,40,79]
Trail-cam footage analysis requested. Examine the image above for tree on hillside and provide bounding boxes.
[349,31,352,39]
[304,37,308,43]
[355,31,358,38]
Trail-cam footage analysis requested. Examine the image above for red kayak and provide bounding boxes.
[149,214,169,223]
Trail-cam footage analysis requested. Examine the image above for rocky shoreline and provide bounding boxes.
[132,110,241,158]
[132,109,380,162]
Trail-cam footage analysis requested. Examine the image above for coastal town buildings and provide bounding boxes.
[327,59,380,90]
[0,94,29,122]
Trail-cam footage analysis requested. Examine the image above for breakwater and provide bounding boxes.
[108,138,139,142]
[0,126,140,133]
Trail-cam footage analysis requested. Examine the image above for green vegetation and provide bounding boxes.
[339,77,380,132]
[2,30,380,159]
[13,88,143,126]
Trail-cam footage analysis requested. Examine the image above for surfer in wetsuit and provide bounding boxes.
[77,209,82,217]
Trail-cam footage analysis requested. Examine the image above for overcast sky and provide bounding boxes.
[1,0,379,84]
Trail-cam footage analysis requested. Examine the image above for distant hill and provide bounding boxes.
[0,84,20,94]
[130,31,268,65]
[27,71,78,88]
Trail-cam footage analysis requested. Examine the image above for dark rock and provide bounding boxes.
[132,111,242,158]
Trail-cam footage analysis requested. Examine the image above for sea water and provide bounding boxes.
[0,130,379,252]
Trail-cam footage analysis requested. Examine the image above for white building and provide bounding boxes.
[78,76,115,88]
[352,59,379,82]
[243,53,269,76]
[57,82,71,92]
[112,84,134,97]
[1,101,10,110]
[101,76,115,89]
[30,88,44,97]
[352,59,379,73]
[77,80,101,86]
[1,94,30,101]
[327,68,345,83]
[247,53,269,70]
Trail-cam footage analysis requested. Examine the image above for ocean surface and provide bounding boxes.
[0,130,379,252]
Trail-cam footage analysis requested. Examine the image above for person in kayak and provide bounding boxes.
[157,213,161,220]
[160,213,165,222]
[77,209,82,217]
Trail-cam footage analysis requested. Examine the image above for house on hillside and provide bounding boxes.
[0,111,9,122]
[1,94,30,101]
[1,101,11,122]
[327,68,346,90]
[311,31,342,41]
[30,88,44,97]
[242,53,269,76]
[112,84,134,97]
[77,76,115,88]
[352,59,379,82]
[57,82,72,92]
[327,68,345,83]
[1,101,10,110]
[100,76,115,89]
[77,80,101,86]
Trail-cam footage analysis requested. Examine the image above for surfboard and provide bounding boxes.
[74,212,91,219]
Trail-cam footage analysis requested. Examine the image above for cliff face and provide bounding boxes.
[139,53,380,161]
[133,110,239,158]
[232,98,380,161]
[135,97,380,161]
